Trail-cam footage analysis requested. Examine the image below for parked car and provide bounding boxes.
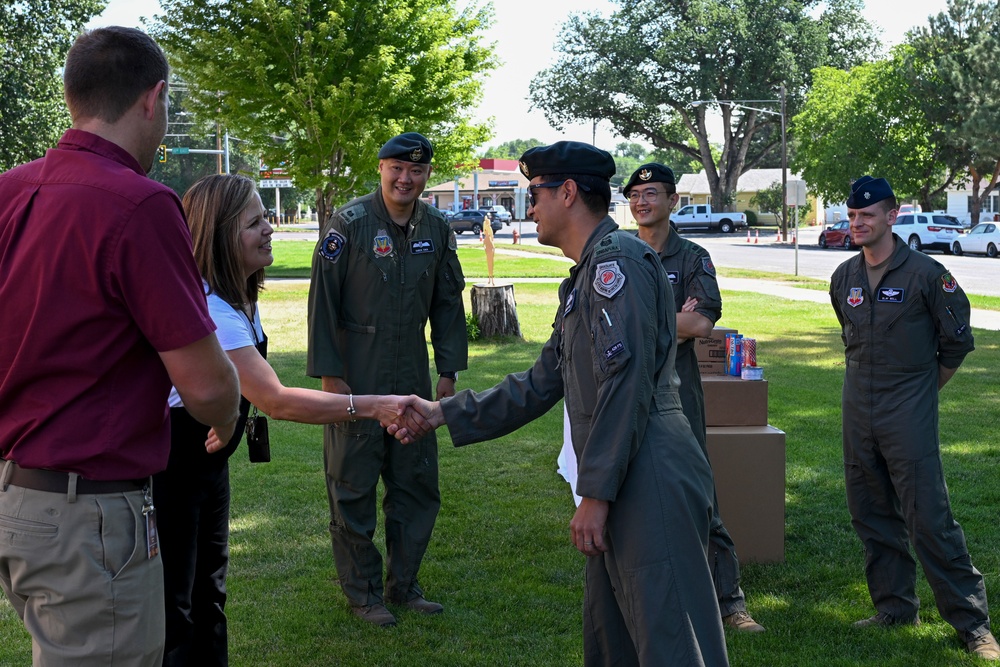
[898,204,922,215]
[438,208,456,219]
[892,212,964,253]
[818,220,857,249]
[671,204,747,233]
[483,205,512,223]
[952,222,1000,257]
[450,210,501,235]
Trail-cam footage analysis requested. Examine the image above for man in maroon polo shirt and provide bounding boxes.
[0,27,240,665]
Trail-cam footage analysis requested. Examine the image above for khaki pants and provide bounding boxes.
[0,467,164,666]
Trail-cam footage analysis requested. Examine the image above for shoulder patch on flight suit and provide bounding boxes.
[319,229,347,263]
[701,256,716,276]
[594,233,621,258]
[847,287,864,307]
[340,203,365,225]
[594,260,626,299]
[448,230,458,250]
[941,272,958,293]
[877,287,904,302]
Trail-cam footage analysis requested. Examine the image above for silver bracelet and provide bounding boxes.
[347,394,357,420]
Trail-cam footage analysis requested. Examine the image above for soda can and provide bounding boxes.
[743,338,757,367]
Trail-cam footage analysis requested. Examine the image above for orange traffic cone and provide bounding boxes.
[746,229,751,243]
[755,230,759,244]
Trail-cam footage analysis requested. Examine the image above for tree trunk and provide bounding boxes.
[471,283,521,339]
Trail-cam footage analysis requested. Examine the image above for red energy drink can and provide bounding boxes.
[743,338,757,367]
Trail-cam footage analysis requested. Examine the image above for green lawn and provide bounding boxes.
[4,266,1000,665]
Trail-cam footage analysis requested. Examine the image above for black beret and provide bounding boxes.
[518,141,615,181]
[378,132,433,164]
[622,163,675,195]
[846,175,894,208]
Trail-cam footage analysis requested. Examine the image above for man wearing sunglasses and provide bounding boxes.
[390,142,729,665]
[559,161,764,637]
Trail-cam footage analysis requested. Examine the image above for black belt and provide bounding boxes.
[4,461,147,494]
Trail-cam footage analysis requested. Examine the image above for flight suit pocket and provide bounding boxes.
[342,321,375,334]
[592,307,631,381]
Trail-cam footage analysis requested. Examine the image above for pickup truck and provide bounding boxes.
[671,204,747,233]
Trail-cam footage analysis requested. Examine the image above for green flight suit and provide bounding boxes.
[659,231,748,617]
[830,236,990,640]
[307,187,467,607]
[442,219,728,666]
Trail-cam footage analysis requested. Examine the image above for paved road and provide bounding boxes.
[273,222,1000,329]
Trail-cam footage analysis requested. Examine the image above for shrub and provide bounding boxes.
[744,210,758,226]
[466,311,480,341]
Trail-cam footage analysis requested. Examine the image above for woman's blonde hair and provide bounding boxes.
[182,174,264,307]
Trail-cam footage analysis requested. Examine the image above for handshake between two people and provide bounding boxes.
[377,395,445,444]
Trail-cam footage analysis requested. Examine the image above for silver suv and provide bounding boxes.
[483,205,512,224]
[892,213,964,253]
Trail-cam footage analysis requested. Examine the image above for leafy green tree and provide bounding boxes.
[482,138,545,159]
[792,48,961,210]
[907,0,1000,226]
[530,0,876,231]
[750,182,784,217]
[147,81,260,197]
[152,0,496,222]
[0,0,106,171]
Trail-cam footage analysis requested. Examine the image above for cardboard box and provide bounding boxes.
[702,375,768,426]
[707,425,786,563]
[696,326,738,362]
[697,361,726,376]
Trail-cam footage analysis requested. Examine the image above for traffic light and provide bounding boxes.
[157,145,167,163]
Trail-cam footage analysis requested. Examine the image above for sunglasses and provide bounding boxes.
[528,179,592,207]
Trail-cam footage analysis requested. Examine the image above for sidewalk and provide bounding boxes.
[718,277,1000,332]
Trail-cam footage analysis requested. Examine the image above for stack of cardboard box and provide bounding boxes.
[696,326,785,564]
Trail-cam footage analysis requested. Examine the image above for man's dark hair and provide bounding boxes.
[546,173,612,216]
[64,27,169,123]
[882,196,899,213]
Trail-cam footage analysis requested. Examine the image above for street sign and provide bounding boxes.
[259,179,293,188]
[171,147,191,155]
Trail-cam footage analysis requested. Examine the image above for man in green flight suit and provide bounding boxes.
[307,132,468,627]
[830,175,999,660]
[626,162,764,633]
[389,142,729,666]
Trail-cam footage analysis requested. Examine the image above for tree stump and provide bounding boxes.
[471,282,521,338]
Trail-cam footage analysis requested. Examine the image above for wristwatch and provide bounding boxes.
[439,371,458,381]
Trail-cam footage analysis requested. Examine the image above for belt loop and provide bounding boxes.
[67,473,78,504]
[1,460,12,492]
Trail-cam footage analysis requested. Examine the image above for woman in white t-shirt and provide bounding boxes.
[156,174,421,666]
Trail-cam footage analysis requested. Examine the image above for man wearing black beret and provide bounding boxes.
[307,132,467,627]
[830,176,999,659]
[389,141,729,664]
[558,162,765,632]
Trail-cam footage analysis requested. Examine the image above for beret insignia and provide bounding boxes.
[639,168,652,181]
[410,147,423,162]
[519,161,530,178]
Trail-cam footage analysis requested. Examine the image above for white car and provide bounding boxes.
[952,222,1000,257]
[892,212,964,253]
